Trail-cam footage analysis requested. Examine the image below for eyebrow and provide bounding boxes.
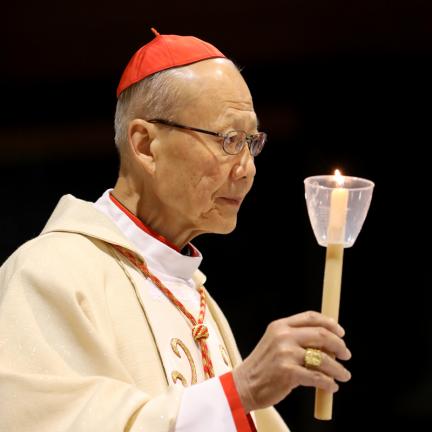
[222,114,260,132]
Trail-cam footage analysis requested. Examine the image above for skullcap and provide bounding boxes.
[116,28,226,97]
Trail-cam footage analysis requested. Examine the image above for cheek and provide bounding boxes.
[179,150,223,196]
[158,154,224,210]
[189,168,225,209]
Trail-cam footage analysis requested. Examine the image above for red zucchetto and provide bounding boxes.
[116,28,226,97]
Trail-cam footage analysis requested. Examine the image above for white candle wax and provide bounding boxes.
[327,174,349,243]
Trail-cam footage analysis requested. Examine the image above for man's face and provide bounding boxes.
[149,59,258,238]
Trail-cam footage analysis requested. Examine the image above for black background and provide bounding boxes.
[1,1,431,430]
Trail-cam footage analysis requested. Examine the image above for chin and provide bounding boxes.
[209,217,238,235]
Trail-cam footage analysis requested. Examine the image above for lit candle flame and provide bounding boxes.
[334,169,345,187]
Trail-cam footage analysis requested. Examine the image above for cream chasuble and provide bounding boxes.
[0,193,289,432]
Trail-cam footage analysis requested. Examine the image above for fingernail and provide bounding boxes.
[338,325,345,337]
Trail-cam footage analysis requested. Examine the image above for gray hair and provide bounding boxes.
[114,58,236,154]
[114,68,195,153]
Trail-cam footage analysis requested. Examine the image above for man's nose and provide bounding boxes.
[231,147,256,180]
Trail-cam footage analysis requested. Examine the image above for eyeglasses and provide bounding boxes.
[147,118,267,157]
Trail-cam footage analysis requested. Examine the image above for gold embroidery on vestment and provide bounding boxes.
[170,338,197,386]
[220,344,230,367]
[171,371,187,386]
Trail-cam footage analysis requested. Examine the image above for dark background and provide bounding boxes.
[1,1,431,430]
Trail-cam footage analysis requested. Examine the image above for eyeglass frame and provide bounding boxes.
[146,118,267,157]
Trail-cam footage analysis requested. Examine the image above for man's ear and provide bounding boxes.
[127,119,158,175]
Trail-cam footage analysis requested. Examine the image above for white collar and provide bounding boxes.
[94,189,203,281]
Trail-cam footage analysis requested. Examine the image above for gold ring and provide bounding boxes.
[304,348,323,368]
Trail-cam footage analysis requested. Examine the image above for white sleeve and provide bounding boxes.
[175,377,237,432]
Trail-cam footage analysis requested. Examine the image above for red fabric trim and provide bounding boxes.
[187,243,200,258]
[109,193,198,256]
[220,372,256,432]
[247,414,257,430]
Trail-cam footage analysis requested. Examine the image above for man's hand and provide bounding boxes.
[232,311,352,413]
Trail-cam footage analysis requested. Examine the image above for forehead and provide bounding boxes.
[217,106,258,131]
[178,59,257,129]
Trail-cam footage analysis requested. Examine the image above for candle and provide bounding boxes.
[314,169,348,420]
[327,170,349,244]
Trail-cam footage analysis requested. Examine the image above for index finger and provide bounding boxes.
[284,311,345,337]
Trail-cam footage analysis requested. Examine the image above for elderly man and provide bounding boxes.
[0,30,351,431]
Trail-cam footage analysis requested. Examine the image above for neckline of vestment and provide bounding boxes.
[94,189,203,281]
